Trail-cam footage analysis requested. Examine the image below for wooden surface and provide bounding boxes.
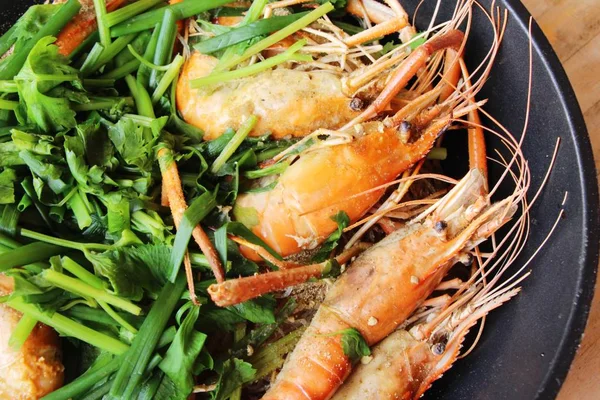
[520,0,600,399]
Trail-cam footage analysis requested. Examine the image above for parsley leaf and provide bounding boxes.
[14,36,80,132]
[312,211,350,262]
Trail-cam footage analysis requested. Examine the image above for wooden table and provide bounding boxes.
[520,0,600,398]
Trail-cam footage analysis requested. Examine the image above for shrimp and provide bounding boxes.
[232,28,469,259]
[254,168,520,399]
[54,0,128,56]
[0,275,63,400]
[331,286,521,399]
[176,0,417,140]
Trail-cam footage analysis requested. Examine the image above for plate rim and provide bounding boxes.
[502,1,600,398]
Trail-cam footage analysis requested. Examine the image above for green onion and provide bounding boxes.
[8,314,38,350]
[333,21,365,35]
[137,22,161,89]
[93,0,111,47]
[193,40,311,88]
[168,191,216,282]
[111,0,236,37]
[151,54,184,103]
[108,273,187,399]
[42,269,142,315]
[244,161,289,179]
[210,115,258,173]
[149,9,177,89]
[84,33,138,76]
[0,0,81,80]
[65,305,143,328]
[194,12,308,54]
[0,242,63,272]
[106,0,164,27]
[215,2,333,72]
[7,297,129,354]
[42,356,121,400]
[126,44,171,72]
[80,43,106,75]
[99,59,140,79]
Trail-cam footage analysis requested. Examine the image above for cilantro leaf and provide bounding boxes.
[338,328,371,363]
[0,168,17,204]
[312,211,350,262]
[213,358,256,400]
[108,117,157,171]
[14,36,79,132]
[159,305,207,396]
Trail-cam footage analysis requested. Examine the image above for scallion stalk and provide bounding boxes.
[93,0,112,47]
[111,0,235,37]
[192,40,311,88]
[0,99,19,111]
[106,0,164,27]
[210,115,258,173]
[0,80,18,93]
[126,44,172,72]
[20,228,112,251]
[151,54,184,103]
[41,356,121,400]
[149,9,177,89]
[215,2,333,72]
[0,0,81,80]
[137,22,161,89]
[108,273,187,399]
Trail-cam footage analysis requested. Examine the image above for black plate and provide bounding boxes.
[1,1,599,399]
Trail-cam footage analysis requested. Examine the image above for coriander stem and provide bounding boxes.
[192,40,311,88]
[8,314,37,350]
[7,297,129,354]
[99,59,140,79]
[42,270,142,315]
[19,228,112,251]
[211,115,258,173]
[215,2,333,72]
[0,99,18,111]
[151,54,184,103]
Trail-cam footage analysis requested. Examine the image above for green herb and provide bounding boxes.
[0,242,63,272]
[159,305,207,395]
[193,39,311,88]
[111,0,236,37]
[93,0,111,47]
[215,2,334,72]
[194,12,308,54]
[106,0,164,28]
[108,272,187,399]
[169,191,216,282]
[0,0,81,80]
[248,326,305,381]
[149,8,177,89]
[335,328,371,363]
[211,115,258,173]
[214,358,256,400]
[312,211,349,262]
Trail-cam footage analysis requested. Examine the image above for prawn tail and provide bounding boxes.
[263,307,354,400]
[414,287,522,398]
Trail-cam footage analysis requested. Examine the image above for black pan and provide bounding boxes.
[1,1,598,399]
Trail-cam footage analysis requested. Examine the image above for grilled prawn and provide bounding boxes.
[176,0,418,140]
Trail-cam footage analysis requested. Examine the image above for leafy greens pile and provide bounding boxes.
[0,0,380,398]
